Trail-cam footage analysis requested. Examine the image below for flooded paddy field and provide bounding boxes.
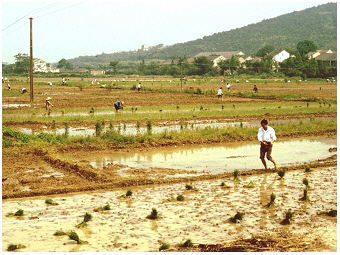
[2,166,337,252]
[2,78,337,252]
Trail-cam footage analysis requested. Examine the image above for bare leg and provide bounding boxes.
[269,158,278,170]
[261,158,268,170]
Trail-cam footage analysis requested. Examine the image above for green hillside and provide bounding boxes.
[69,2,336,67]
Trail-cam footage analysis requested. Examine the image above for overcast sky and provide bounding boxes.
[2,0,331,64]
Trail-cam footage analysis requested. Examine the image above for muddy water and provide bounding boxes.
[2,167,337,252]
[17,116,334,137]
[85,138,336,176]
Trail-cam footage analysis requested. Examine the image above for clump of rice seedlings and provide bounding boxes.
[299,188,309,201]
[185,184,193,190]
[53,230,67,236]
[277,169,285,179]
[159,243,170,251]
[244,181,255,188]
[45,198,59,205]
[68,231,88,244]
[7,244,26,251]
[77,212,93,228]
[178,239,193,248]
[94,204,111,212]
[220,181,226,187]
[147,208,160,220]
[233,169,240,181]
[228,211,244,223]
[323,210,337,217]
[281,210,294,225]
[89,107,94,114]
[305,167,313,172]
[7,209,24,217]
[267,193,276,207]
[126,189,133,197]
[302,178,310,189]
[176,194,185,201]
[200,105,203,110]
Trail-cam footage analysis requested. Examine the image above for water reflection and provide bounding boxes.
[87,138,336,174]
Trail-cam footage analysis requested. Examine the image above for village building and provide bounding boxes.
[33,58,59,73]
[307,49,337,65]
[267,49,290,63]
[90,69,105,75]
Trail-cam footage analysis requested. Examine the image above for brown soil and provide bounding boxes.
[2,78,337,252]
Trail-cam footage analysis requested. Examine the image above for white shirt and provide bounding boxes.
[258,126,276,142]
[217,89,223,95]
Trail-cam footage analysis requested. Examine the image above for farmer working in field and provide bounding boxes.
[114,100,124,112]
[217,87,223,100]
[257,119,278,170]
[44,97,53,116]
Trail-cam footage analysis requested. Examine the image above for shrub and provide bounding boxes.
[176,194,185,201]
[159,243,170,251]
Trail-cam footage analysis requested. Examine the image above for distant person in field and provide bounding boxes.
[48,82,52,88]
[217,87,223,100]
[137,82,141,92]
[7,83,11,90]
[44,97,53,116]
[257,119,278,170]
[21,88,27,94]
[253,84,258,93]
[226,83,231,91]
[114,100,124,112]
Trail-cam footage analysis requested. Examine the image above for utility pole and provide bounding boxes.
[29,16,34,102]
[180,61,183,90]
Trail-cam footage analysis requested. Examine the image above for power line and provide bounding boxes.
[2,3,63,32]
[36,3,83,19]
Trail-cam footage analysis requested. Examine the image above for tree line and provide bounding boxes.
[2,40,336,79]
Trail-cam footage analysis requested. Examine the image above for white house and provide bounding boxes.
[267,49,290,63]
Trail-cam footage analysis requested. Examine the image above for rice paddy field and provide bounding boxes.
[2,76,337,252]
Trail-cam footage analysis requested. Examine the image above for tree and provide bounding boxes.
[193,56,213,76]
[14,53,30,74]
[296,40,317,56]
[255,45,275,57]
[57,58,73,70]
[109,60,119,74]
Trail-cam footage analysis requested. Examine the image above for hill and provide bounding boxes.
[68,2,336,68]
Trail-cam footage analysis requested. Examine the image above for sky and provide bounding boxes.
[1,0,333,64]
